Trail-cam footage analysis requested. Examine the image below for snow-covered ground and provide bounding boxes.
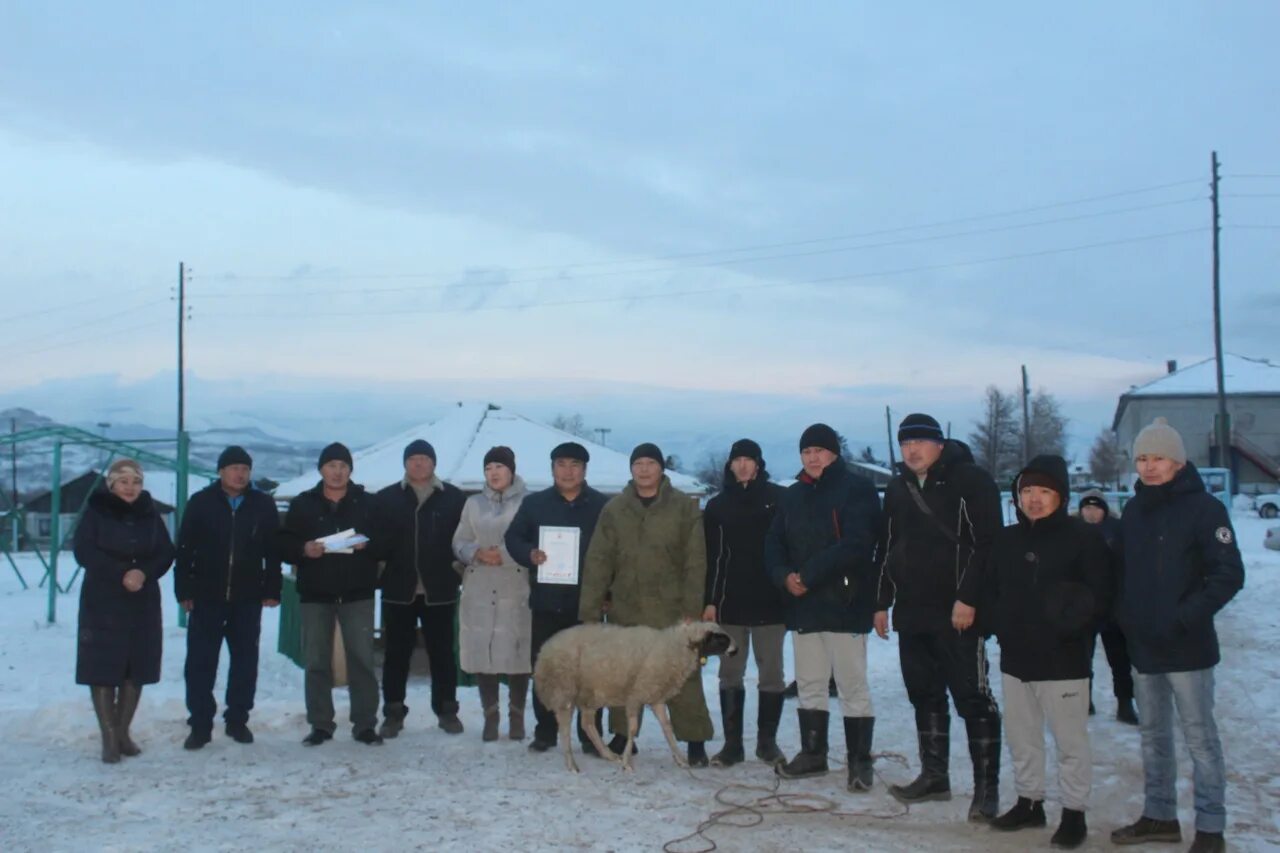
[1,517,1278,852]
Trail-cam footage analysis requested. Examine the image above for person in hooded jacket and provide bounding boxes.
[376,439,467,738]
[74,458,175,763]
[766,424,882,792]
[453,446,531,742]
[701,438,788,768]
[277,442,387,747]
[988,455,1113,849]
[874,413,1004,822]
[1077,487,1138,725]
[176,445,282,750]
[1109,419,1244,853]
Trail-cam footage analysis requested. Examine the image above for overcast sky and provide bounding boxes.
[1,2,1276,455]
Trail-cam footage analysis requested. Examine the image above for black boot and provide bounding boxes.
[755,690,785,766]
[965,716,1000,823]
[184,729,212,750]
[436,701,464,735]
[301,728,333,746]
[379,702,407,739]
[843,716,875,792]
[1051,808,1087,849]
[776,708,829,779]
[225,722,254,744]
[607,734,637,756]
[687,741,709,767]
[710,688,745,767]
[1187,830,1226,853]
[991,797,1046,831]
[90,686,120,764]
[116,680,142,757]
[1116,696,1139,725]
[889,711,951,804]
[1111,816,1182,845]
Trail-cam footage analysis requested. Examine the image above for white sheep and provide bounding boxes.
[533,621,736,773]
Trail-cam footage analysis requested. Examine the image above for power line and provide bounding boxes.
[1221,193,1280,198]
[10,317,172,362]
[0,298,171,355]
[1224,174,1280,179]
[0,284,160,326]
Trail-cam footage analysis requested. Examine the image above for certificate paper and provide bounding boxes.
[537,526,580,585]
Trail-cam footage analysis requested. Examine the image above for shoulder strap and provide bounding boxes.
[904,479,963,546]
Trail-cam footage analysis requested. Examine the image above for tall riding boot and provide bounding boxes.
[116,680,143,757]
[890,711,952,803]
[507,674,529,741]
[755,690,785,765]
[965,716,1001,823]
[844,716,876,792]
[477,675,501,742]
[710,687,746,767]
[776,708,829,779]
[91,687,120,764]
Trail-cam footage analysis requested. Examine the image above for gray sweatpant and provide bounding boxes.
[717,624,787,693]
[301,599,379,736]
[1002,673,1092,811]
[795,632,872,717]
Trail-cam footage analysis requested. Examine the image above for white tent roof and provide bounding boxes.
[1126,354,1280,397]
[273,402,705,498]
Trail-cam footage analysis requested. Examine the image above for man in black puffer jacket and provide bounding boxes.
[766,424,882,792]
[702,438,788,768]
[1110,419,1244,853]
[874,413,1004,821]
[176,446,281,750]
[1078,488,1138,724]
[988,455,1112,848]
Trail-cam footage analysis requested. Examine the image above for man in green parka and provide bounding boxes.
[579,442,714,766]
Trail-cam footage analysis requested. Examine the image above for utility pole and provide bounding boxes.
[1020,365,1031,465]
[595,427,611,447]
[177,262,187,433]
[9,417,16,506]
[1210,151,1231,477]
[885,406,896,468]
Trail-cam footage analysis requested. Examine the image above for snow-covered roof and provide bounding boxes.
[272,402,706,498]
[1124,354,1280,397]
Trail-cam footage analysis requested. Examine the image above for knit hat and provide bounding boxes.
[1133,417,1187,464]
[317,442,353,471]
[1015,454,1069,500]
[798,423,841,456]
[1078,488,1109,516]
[550,442,589,464]
[728,438,763,463]
[106,458,144,489]
[217,445,253,470]
[898,413,945,444]
[403,439,437,463]
[630,442,665,466]
[483,445,516,473]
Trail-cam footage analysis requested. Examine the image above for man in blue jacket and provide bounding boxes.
[1110,419,1244,853]
[176,446,281,750]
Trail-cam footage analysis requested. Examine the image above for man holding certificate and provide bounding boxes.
[505,441,608,754]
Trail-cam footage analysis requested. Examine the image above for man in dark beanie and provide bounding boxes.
[702,438,788,768]
[506,440,608,753]
[375,438,467,738]
[875,413,1005,821]
[581,442,714,765]
[176,446,281,749]
[278,441,387,746]
[767,424,882,792]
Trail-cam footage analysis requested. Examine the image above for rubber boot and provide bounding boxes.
[844,716,875,792]
[889,711,951,803]
[755,690,785,765]
[965,716,1001,823]
[507,675,529,741]
[379,702,407,739]
[91,686,120,764]
[776,708,829,779]
[710,687,745,767]
[116,680,142,757]
[477,675,501,742]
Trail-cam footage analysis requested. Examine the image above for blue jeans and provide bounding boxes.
[1134,668,1226,833]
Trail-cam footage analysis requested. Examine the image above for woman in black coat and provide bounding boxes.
[74,458,175,763]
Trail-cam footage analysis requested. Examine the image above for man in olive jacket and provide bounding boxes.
[578,442,714,766]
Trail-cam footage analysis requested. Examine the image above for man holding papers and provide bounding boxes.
[505,441,607,754]
[278,442,386,747]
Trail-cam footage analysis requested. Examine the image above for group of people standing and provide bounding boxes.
[72,413,1243,853]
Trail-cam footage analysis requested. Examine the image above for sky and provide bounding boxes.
[0,2,1277,462]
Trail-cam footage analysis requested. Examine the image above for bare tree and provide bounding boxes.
[695,450,728,492]
[1088,427,1123,488]
[1021,390,1069,459]
[859,445,879,465]
[550,413,592,440]
[663,454,682,472]
[969,386,1020,481]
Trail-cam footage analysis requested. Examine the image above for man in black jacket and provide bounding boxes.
[766,424,882,792]
[988,455,1113,849]
[702,438,788,768]
[278,442,387,746]
[874,413,1004,821]
[176,446,281,750]
[1110,419,1244,853]
[375,439,466,737]
[505,441,608,754]
[1078,487,1138,725]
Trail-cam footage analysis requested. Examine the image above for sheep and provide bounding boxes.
[533,621,736,773]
